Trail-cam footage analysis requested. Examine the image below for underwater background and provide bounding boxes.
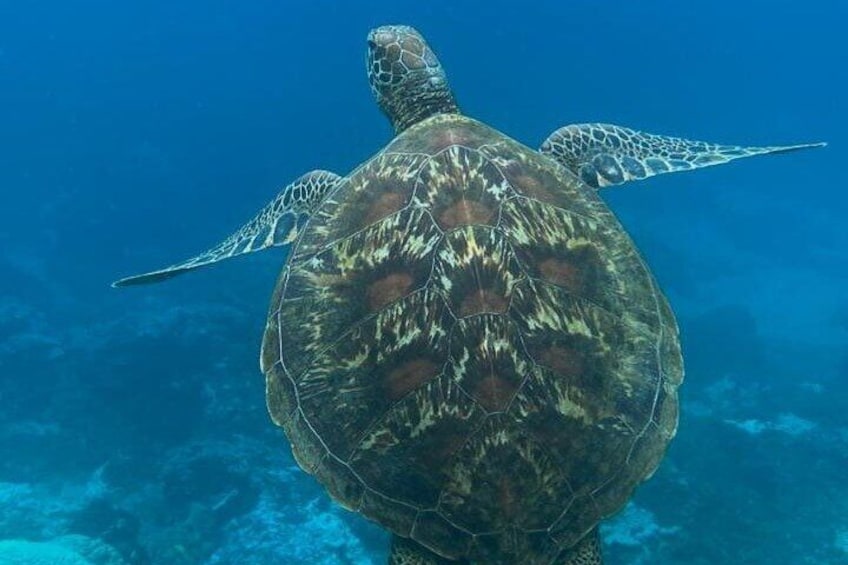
[0,0,845,563]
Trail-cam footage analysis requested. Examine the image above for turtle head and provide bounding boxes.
[367,25,459,133]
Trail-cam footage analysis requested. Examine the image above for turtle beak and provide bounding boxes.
[366,29,379,48]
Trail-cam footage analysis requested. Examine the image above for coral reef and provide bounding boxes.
[0,535,125,565]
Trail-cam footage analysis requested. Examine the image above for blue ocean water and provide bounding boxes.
[0,0,845,563]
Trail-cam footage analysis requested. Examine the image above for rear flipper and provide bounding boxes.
[557,527,603,565]
[387,528,603,564]
[388,536,459,565]
[540,123,825,189]
[112,169,342,287]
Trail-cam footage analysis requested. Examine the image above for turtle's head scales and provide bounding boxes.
[366,25,460,134]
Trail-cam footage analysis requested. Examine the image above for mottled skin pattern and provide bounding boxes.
[112,170,342,287]
[390,531,601,565]
[261,114,683,563]
[367,26,460,133]
[541,123,825,189]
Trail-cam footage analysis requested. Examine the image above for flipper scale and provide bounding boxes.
[541,123,825,188]
[112,170,342,287]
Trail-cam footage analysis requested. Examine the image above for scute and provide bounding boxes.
[293,152,428,258]
[349,373,486,508]
[447,314,529,413]
[416,145,512,230]
[432,226,523,319]
[279,206,443,378]
[437,414,576,533]
[264,114,682,562]
[294,288,454,462]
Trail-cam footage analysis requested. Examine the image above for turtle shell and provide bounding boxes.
[261,114,683,562]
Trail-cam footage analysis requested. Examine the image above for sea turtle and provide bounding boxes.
[114,25,823,564]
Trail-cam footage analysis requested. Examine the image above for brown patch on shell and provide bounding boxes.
[365,191,408,225]
[429,128,475,152]
[438,199,495,230]
[515,174,558,203]
[501,160,558,204]
[513,171,542,194]
[367,273,414,311]
[538,345,585,379]
[459,288,509,317]
[539,257,586,294]
[497,477,518,521]
[474,375,520,412]
[420,431,468,469]
[385,359,440,401]
[492,152,594,216]
[386,116,494,154]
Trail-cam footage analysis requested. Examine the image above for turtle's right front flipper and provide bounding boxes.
[112,170,342,287]
[540,123,825,189]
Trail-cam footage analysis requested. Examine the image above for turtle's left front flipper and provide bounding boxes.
[540,123,825,189]
[112,170,342,287]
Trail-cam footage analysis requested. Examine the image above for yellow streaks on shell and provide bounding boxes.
[525,294,593,338]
